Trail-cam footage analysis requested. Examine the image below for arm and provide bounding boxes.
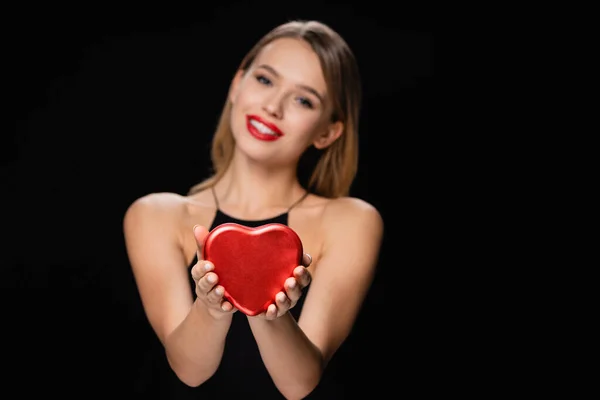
[123,193,232,387]
[249,198,384,399]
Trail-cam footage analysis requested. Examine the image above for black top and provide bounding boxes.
[133,192,343,398]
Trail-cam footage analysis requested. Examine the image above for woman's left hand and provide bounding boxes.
[257,253,313,320]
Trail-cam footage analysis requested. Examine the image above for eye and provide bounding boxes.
[256,75,272,86]
[296,97,314,109]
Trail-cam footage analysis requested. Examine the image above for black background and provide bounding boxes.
[3,2,437,397]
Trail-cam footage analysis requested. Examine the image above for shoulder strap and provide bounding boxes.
[286,191,309,212]
[210,185,220,209]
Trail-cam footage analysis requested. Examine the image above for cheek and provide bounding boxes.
[232,78,263,106]
[230,106,246,140]
[230,91,256,128]
[231,90,249,109]
[287,113,325,140]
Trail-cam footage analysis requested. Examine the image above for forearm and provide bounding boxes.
[163,300,232,387]
[249,313,324,399]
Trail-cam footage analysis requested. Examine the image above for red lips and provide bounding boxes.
[246,114,283,141]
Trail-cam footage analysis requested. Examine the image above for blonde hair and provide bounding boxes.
[188,20,362,198]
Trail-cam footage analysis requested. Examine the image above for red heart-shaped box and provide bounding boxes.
[202,222,303,316]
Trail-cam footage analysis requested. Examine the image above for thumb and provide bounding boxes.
[193,224,210,258]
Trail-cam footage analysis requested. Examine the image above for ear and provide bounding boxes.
[228,69,245,104]
[313,121,344,150]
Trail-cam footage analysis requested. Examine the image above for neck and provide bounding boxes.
[214,157,306,216]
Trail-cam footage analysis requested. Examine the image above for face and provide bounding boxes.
[229,37,342,166]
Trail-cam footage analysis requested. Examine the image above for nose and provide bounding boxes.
[263,91,284,119]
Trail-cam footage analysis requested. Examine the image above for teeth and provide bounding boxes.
[250,119,277,135]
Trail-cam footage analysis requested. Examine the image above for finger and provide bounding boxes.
[294,266,311,288]
[301,253,312,267]
[198,271,219,293]
[284,276,297,291]
[207,285,225,304]
[266,303,277,319]
[275,291,291,310]
[191,259,213,281]
[221,301,235,312]
[284,277,301,301]
[193,224,210,258]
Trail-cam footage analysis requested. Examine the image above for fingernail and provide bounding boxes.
[306,254,312,264]
[193,224,199,234]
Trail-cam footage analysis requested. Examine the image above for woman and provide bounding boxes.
[124,19,384,399]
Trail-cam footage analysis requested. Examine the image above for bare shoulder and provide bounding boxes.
[124,192,188,226]
[322,196,384,233]
[126,191,189,212]
[317,195,384,256]
[123,191,215,260]
[122,192,192,278]
[123,192,196,243]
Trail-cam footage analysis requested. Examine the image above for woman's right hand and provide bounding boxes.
[190,225,237,319]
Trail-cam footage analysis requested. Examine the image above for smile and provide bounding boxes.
[246,115,283,141]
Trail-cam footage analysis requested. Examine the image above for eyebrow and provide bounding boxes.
[256,64,325,103]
